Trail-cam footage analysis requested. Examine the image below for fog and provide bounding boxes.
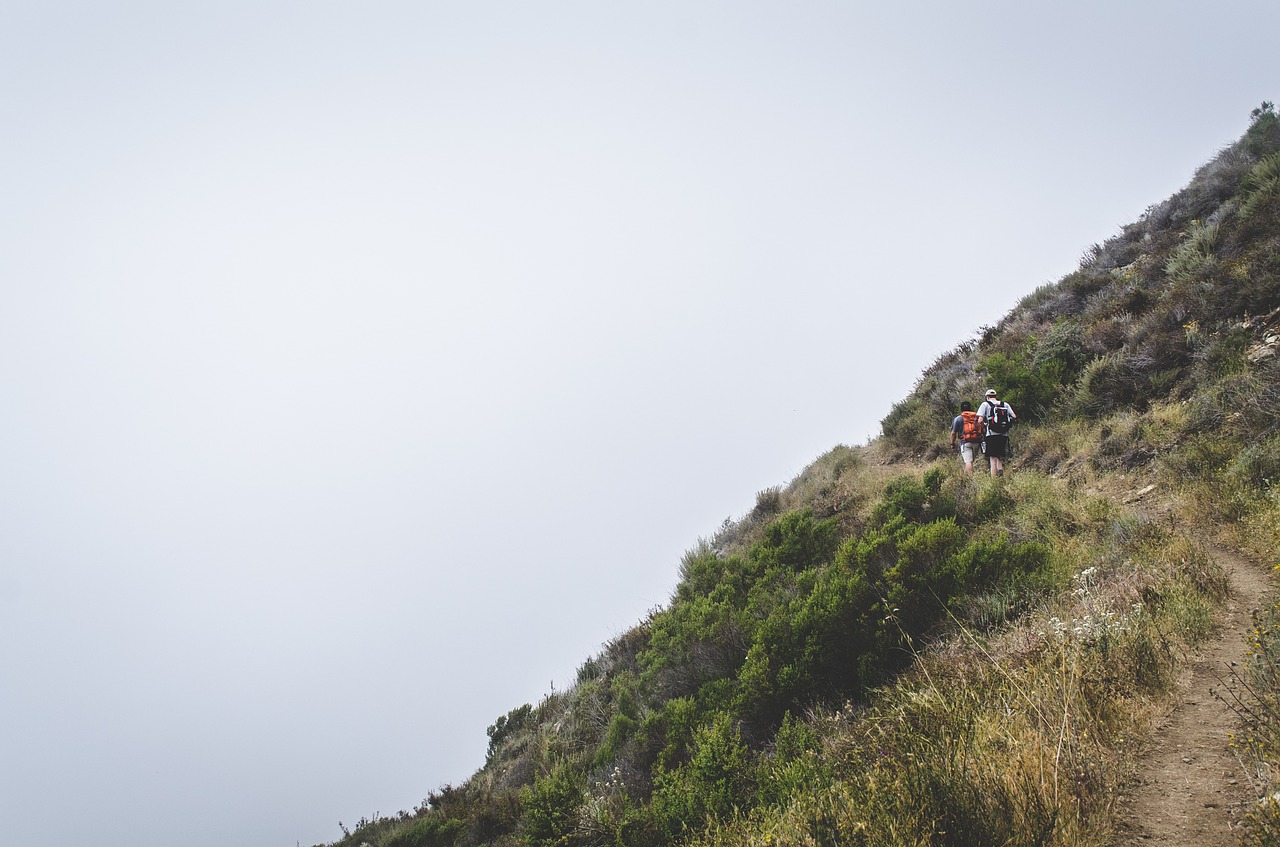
[1,3,1276,845]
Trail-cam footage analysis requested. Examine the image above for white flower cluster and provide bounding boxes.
[1038,567,1143,644]
[590,766,626,805]
[1072,566,1099,595]
[1041,610,1124,642]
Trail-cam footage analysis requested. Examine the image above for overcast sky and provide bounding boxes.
[1,3,1276,846]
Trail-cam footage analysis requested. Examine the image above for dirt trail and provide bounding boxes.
[1111,540,1273,846]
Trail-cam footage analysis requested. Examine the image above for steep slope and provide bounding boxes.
[315,106,1280,847]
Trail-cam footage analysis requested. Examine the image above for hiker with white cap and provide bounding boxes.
[976,388,1016,477]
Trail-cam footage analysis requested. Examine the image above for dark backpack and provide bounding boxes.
[988,402,1013,434]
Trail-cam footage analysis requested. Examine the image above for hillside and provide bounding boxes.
[315,105,1280,847]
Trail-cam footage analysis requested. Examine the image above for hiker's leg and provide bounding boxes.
[986,436,1008,476]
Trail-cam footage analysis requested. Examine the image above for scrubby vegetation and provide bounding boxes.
[883,104,1280,457]
[314,105,1280,847]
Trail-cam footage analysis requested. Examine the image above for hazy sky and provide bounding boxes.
[1,3,1275,845]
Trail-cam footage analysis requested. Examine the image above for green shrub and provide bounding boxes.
[595,674,644,767]
[1032,320,1087,378]
[951,537,1051,596]
[881,394,940,452]
[885,519,967,633]
[872,473,954,527]
[649,711,755,839]
[646,696,704,772]
[519,763,584,847]
[873,475,929,525]
[676,542,729,601]
[979,342,1066,423]
[597,712,639,769]
[749,510,839,573]
[736,551,882,723]
[640,590,745,703]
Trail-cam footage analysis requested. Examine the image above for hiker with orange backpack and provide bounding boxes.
[977,388,1017,477]
[950,400,985,475]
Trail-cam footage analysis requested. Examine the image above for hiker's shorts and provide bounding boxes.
[983,434,1009,459]
[959,440,981,464]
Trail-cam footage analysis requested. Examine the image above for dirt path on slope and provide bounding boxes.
[1111,541,1273,846]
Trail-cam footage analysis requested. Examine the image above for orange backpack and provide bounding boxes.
[960,410,983,442]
